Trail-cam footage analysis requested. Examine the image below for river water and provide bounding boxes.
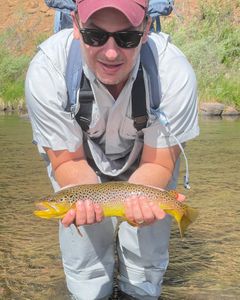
[0,114,239,300]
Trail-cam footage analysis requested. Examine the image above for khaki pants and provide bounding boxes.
[59,215,172,300]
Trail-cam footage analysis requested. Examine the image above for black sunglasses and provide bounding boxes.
[79,28,144,48]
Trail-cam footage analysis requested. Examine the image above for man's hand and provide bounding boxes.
[62,200,104,227]
[124,193,185,226]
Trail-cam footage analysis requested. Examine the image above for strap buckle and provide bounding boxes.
[133,115,148,131]
[70,105,77,119]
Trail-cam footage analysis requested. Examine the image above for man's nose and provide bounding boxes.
[103,37,119,60]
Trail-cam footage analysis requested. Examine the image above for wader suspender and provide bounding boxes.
[74,65,148,132]
[74,74,93,132]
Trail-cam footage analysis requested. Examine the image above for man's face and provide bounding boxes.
[73,8,150,93]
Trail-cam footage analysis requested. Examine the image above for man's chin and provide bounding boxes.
[96,77,127,98]
[98,77,122,87]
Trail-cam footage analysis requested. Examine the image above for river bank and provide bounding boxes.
[1,98,239,118]
[0,0,239,111]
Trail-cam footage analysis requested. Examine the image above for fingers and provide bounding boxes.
[94,203,104,223]
[75,200,87,225]
[62,209,76,227]
[148,201,166,220]
[124,195,166,226]
[177,193,185,202]
[136,196,155,225]
[124,196,149,225]
[62,200,104,227]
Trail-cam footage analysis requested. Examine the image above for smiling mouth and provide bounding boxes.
[105,64,120,68]
[100,61,123,67]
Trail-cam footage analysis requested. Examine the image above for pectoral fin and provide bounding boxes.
[73,223,83,237]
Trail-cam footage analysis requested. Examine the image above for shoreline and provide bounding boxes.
[1,99,239,118]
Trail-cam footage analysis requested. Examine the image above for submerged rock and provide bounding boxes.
[200,102,225,116]
[199,102,240,117]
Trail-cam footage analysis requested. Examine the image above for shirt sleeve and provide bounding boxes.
[143,55,199,148]
[25,50,83,152]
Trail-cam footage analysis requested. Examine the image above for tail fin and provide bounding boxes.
[179,207,199,238]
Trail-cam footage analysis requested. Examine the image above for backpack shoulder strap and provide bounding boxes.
[65,38,94,130]
[131,41,162,131]
[65,39,82,114]
[140,41,161,110]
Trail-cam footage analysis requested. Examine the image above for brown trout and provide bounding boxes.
[34,182,198,237]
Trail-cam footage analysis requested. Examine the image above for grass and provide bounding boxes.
[162,0,240,108]
[0,0,239,109]
[0,8,49,110]
[0,32,30,107]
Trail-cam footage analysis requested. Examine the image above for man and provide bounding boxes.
[25,0,199,299]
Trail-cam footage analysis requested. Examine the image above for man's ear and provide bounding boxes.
[71,11,81,39]
[142,16,152,44]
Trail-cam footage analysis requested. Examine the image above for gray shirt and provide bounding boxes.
[25,29,199,190]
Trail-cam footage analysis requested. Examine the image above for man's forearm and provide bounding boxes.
[55,160,173,189]
[128,162,173,189]
[54,159,99,188]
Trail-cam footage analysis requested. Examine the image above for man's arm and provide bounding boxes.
[129,144,181,188]
[45,143,182,227]
[44,145,104,226]
[45,145,99,187]
[124,143,182,225]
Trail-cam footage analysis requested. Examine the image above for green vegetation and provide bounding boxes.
[0,31,30,108]
[162,0,240,108]
[0,0,239,109]
[0,23,49,110]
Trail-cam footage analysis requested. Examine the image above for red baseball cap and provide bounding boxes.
[76,0,147,27]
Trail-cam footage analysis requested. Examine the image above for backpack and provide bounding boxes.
[45,0,174,32]
[149,0,174,32]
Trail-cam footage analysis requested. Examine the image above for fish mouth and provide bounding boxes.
[35,202,50,211]
[34,201,68,219]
